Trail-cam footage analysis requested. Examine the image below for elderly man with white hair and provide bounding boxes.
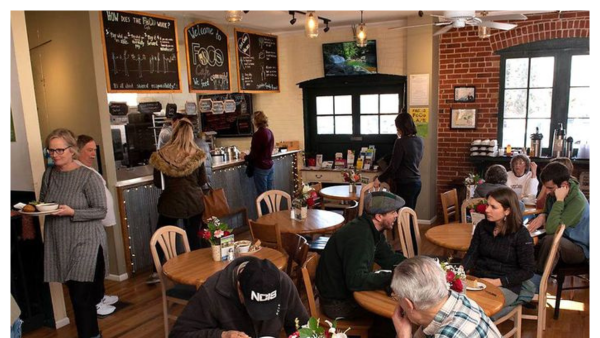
[390,256,501,338]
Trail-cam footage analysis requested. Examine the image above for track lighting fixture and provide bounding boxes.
[288,11,332,36]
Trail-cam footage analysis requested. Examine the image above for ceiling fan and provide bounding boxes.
[391,10,529,36]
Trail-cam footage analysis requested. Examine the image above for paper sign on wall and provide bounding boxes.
[409,107,429,137]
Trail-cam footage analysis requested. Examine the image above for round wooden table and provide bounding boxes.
[319,185,362,201]
[523,206,543,216]
[256,209,344,235]
[425,223,473,252]
[162,247,287,288]
[354,277,505,318]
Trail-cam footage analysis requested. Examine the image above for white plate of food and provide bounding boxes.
[466,282,487,291]
[19,209,58,216]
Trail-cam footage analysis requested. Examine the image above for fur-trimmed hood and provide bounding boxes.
[149,148,206,177]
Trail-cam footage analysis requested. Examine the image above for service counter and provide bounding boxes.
[114,150,300,275]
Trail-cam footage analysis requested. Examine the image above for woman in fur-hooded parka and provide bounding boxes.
[149,118,207,249]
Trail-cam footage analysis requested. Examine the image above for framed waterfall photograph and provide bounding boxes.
[454,86,476,102]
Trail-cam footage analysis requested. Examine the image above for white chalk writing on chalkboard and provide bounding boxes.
[238,33,251,57]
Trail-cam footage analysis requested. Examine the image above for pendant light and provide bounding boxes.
[226,10,243,22]
[356,11,367,47]
[305,11,319,38]
[477,11,491,38]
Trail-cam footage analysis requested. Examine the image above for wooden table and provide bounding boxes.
[162,247,287,288]
[523,206,543,216]
[256,209,344,235]
[425,223,473,252]
[354,277,505,318]
[319,185,362,201]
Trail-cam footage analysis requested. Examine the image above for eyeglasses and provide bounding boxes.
[46,147,70,155]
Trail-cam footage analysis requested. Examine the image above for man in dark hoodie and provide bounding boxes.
[170,256,308,338]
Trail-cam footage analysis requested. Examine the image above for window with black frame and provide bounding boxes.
[498,38,589,155]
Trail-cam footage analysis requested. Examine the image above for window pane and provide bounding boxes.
[528,89,552,118]
[529,57,554,88]
[567,118,590,148]
[504,89,527,117]
[526,119,551,149]
[571,55,590,87]
[316,96,333,115]
[334,95,352,115]
[317,116,334,134]
[380,94,399,114]
[380,115,396,134]
[569,87,590,118]
[360,116,379,134]
[335,116,352,134]
[505,58,528,88]
[502,119,526,148]
[360,94,379,115]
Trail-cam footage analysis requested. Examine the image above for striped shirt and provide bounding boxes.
[421,291,501,338]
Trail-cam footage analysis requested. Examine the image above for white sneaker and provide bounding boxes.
[96,303,116,316]
[101,295,119,305]
[146,272,160,284]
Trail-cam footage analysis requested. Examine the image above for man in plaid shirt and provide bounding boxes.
[390,256,501,338]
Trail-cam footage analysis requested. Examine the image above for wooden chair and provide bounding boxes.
[256,190,292,218]
[281,232,310,290]
[397,207,421,258]
[150,226,197,338]
[460,197,487,224]
[301,255,373,338]
[358,181,390,216]
[551,259,589,319]
[308,182,323,209]
[248,220,283,251]
[440,188,460,223]
[521,224,566,338]
[343,200,359,225]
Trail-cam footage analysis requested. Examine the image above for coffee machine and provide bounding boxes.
[530,127,543,157]
[551,123,566,158]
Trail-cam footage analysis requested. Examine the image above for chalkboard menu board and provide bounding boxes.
[185,22,231,93]
[100,11,181,93]
[200,93,254,137]
[234,29,280,93]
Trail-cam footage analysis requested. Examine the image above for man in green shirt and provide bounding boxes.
[316,191,406,319]
[527,162,589,273]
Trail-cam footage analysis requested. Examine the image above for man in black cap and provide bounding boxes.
[170,256,308,338]
[316,191,406,320]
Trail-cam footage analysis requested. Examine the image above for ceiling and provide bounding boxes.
[159,10,442,34]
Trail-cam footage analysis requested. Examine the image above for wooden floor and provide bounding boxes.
[24,225,589,338]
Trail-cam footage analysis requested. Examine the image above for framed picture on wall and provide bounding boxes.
[454,86,476,102]
[450,108,477,129]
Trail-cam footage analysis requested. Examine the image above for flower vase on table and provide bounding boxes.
[211,244,221,262]
[199,217,232,262]
[349,183,356,194]
[438,259,467,294]
[342,170,362,194]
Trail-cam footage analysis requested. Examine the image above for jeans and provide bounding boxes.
[11,318,22,338]
[253,167,274,196]
[535,234,587,274]
[491,287,519,321]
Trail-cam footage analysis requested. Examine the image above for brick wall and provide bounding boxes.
[435,11,590,219]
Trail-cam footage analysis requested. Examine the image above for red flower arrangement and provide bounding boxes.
[438,260,466,293]
[342,170,361,184]
[199,217,231,246]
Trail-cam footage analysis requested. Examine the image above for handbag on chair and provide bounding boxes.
[202,185,230,222]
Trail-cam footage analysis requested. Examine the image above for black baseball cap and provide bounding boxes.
[238,258,281,321]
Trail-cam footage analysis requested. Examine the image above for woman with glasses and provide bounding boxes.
[506,154,539,200]
[41,128,108,338]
